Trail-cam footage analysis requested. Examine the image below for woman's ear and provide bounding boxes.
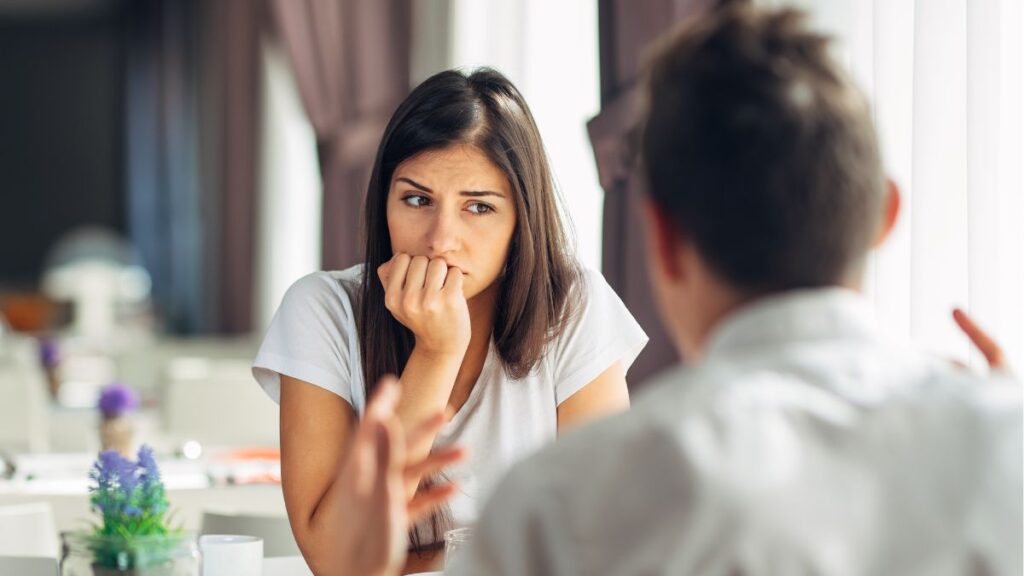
[873,178,901,248]
[643,198,686,282]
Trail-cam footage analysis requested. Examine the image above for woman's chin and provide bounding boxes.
[466,278,504,303]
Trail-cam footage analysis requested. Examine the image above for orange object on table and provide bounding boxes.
[217,448,281,461]
[0,292,58,333]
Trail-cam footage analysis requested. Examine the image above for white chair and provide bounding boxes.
[162,357,279,446]
[0,502,59,558]
[0,336,50,453]
[0,556,59,576]
[263,556,314,576]
[200,511,300,558]
[117,335,261,394]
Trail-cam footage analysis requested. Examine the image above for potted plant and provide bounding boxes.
[60,446,199,576]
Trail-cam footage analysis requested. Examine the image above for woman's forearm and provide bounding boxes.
[395,345,465,497]
[284,372,459,575]
[297,475,348,575]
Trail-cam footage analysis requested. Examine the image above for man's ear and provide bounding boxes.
[873,178,901,248]
[643,198,686,282]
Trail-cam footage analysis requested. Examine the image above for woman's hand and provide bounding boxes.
[333,376,464,576]
[379,254,472,356]
[953,308,1012,375]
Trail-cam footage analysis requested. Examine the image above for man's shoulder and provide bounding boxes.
[471,367,703,573]
[488,365,695,507]
[512,354,1024,494]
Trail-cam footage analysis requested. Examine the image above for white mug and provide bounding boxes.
[199,534,263,576]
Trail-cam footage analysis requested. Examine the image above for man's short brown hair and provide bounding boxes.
[641,3,886,293]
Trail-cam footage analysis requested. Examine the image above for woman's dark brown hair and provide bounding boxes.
[355,68,581,548]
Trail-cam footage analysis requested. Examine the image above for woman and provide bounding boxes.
[253,68,648,573]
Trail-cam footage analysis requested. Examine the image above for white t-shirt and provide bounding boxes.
[252,264,648,533]
[452,289,1022,575]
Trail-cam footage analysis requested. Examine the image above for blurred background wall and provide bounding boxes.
[2,0,1022,387]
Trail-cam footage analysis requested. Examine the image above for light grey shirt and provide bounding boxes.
[452,288,1022,576]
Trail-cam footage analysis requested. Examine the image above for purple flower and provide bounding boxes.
[39,338,60,368]
[88,444,172,537]
[137,445,160,485]
[92,450,138,493]
[98,382,139,418]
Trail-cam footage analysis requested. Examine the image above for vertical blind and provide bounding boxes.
[764,0,1024,369]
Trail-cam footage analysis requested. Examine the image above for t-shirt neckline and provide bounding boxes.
[440,339,496,434]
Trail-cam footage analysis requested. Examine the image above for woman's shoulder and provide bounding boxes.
[577,265,606,292]
[550,264,641,344]
[571,265,617,309]
[288,265,364,293]
[545,265,611,345]
[281,265,365,319]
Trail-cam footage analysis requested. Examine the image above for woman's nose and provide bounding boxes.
[427,209,461,255]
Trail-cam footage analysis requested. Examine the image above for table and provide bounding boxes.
[264,556,315,576]
[0,451,286,532]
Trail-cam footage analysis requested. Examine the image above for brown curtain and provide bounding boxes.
[120,0,263,335]
[267,0,412,270]
[590,0,717,386]
[213,0,262,334]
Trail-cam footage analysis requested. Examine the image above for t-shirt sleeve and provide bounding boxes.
[549,268,649,405]
[252,272,358,408]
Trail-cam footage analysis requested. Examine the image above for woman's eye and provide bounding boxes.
[402,195,430,207]
[467,202,494,215]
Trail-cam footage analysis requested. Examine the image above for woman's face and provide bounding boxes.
[386,144,517,300]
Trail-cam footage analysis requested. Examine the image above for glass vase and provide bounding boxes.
[61,531,200,576]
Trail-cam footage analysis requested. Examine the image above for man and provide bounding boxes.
[337,4,1022,575]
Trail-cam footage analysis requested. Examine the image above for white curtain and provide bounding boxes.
[254,37,323,331]
[447,0,604,270]
[762,0,1024,370]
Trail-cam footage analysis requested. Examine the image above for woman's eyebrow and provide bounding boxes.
[460,190,506,199]
[397,177,506,199]
[396,177,432,192]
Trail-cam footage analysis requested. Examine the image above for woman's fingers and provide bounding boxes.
[443,265,464,296]
[405,256,430,292]
[953,308,1008,371]
[383,253,411,295]
[425,258,448,293]
[407,482,460,525]
[377,260,392,285]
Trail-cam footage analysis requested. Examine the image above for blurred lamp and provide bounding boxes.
[41,227,151,341]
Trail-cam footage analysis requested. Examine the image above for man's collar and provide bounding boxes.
[703,287,878,360]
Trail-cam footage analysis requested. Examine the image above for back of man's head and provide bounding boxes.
[641,3,886,294]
